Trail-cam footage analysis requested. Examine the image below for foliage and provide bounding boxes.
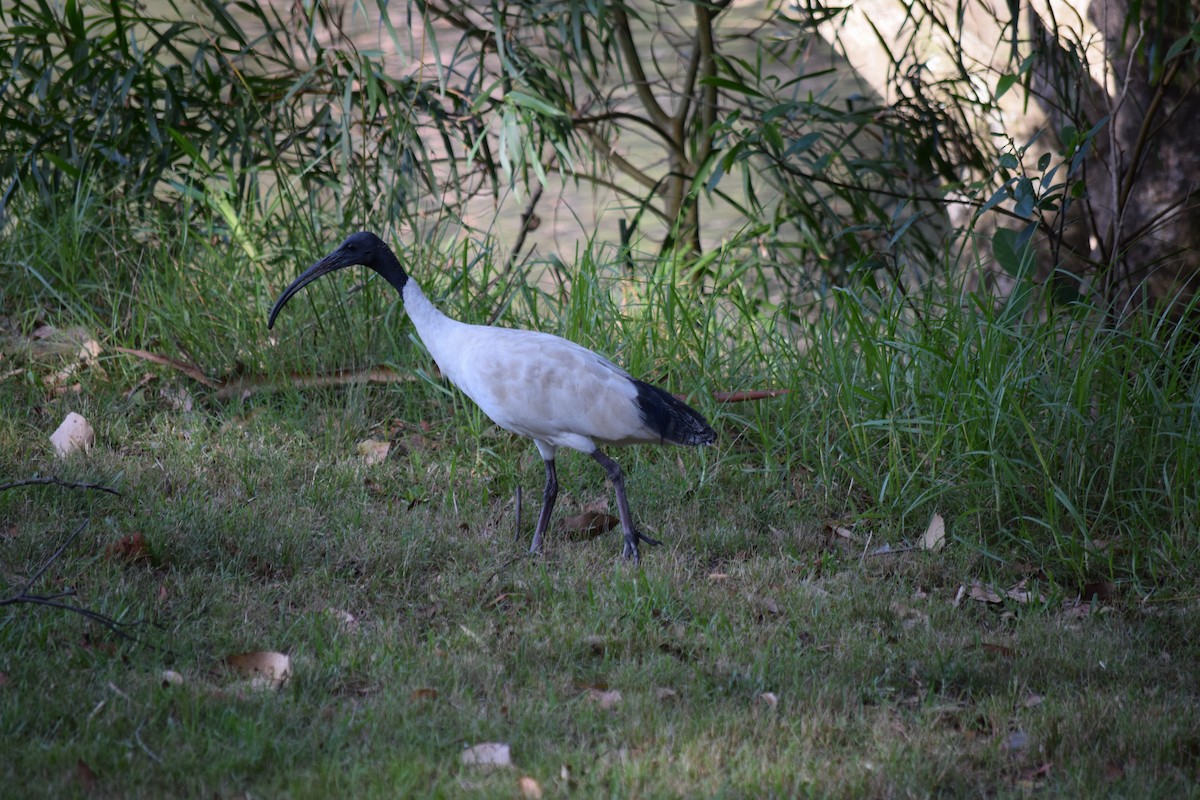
[0,0,490,245]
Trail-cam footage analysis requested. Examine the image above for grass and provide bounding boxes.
[2,389,1198,797]
[3,205,1200,796]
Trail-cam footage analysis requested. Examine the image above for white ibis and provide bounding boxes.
[268,232,715,562]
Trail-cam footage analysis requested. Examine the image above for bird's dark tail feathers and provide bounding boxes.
[634,379,717,447]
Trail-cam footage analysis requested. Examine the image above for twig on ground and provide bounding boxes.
[134,723,163,765]
[0,476,121,496]
[1,518,165,651]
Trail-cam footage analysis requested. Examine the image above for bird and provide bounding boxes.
[267,231,715,562]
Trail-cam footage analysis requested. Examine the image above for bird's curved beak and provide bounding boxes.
[267,251,349,329]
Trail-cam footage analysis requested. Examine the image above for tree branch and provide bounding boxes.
[611,3,673,131]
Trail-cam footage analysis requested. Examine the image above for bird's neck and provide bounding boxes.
[371,247,409,295]
[401,277,459,347]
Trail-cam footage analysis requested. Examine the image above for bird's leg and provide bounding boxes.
[529,459,558,554]
[590,449,662,563]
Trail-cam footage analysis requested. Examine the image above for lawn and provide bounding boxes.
[3,302,1198,797]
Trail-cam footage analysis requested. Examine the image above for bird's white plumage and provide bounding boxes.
[268,231,715,562]
[403,282,656,454]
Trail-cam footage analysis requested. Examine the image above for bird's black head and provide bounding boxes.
[267,231,408,329]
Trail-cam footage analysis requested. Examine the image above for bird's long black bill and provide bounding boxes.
[267,255,344,329]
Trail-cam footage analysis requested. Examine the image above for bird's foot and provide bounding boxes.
[621,530,663,563]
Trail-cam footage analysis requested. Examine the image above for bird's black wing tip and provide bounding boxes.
[633,379,715,447]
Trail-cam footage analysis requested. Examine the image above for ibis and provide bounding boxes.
[268,232,715,562]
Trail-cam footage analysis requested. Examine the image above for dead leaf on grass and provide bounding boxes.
[981,642,1015,658]
[1003,730,1029,752]
[225,651,291,689]
[585,688,622,709]
[518,776,543,798]
[1081,579,1116,602]
[919,512,946,551]
[1004,578,1045,604]
[968,581,1003,604]
[327,608,358,632]
[356,438,390,466]
[1017,762,1052,789]
[461,742,512,767]
[561,510,618,538]
[749,595,782,616]
[409,687,439,701]
[1060,597,1108,620]
[828,523,859,542]
[758,691,779,708]
[105,532,151,564]
[50,412,94,457]
[159,384,194,412]
[76,758,98,793]
[891,603,929,630]
[1103,760,1127,782]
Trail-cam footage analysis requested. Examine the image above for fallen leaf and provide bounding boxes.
[159,385,194,412]
[830,524,859,541]
[77,338,101,364]
[759,691,779,708]
[750,595,782,616]
[409,687,439,701]
[76,758,98,793]
[585,688,623,709]
[160,670,184,687]
[356,439,390,466]
[561,510,619,537]
[1060,598,1103,620]
[225,651,291,688]
[461,742,512,767]
[969,581,1003,604]
[105,532,151,564]
[892,603,929,630]
[919,512,946,551]
[327,608,358,632]
[1018,762,1052,786]
[1004,578,1045,604]
[517,776,543,798]
[50,412,94,457]
[707,572,730,581]
[1003,730,1029,752]
[1081,580,1116,602]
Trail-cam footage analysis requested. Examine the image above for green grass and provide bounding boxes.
[1,386,1198,797]
[3,204,1200,796]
